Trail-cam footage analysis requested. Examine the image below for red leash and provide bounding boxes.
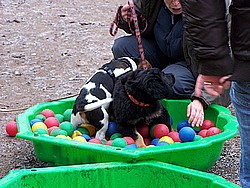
[110,0,148,70]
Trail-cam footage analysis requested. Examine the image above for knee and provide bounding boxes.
[112,38,127,58]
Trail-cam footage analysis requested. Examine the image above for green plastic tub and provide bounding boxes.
[16,97,238,171]
[0,161,239,188]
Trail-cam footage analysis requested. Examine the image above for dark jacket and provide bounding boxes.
[181,0,250,82]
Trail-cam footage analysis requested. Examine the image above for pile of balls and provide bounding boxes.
[6,108,221,150]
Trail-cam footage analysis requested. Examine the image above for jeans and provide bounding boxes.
[230,82,250,188]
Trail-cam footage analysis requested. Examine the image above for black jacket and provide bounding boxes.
[181,0,250,82]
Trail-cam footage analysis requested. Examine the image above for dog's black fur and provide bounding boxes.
[111,68,175,147]
[71,57,150,140]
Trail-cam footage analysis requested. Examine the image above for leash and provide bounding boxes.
[110,0,149,70]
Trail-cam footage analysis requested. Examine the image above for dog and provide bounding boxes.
[71,57,151,140]
[111,68,175,148]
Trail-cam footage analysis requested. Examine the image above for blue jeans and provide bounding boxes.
[112,36,195,99]
[230,82,250,188]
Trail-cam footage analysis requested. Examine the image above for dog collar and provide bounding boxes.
[127,92,150,107]
[101,66,116,79]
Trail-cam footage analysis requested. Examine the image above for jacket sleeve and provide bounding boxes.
[181,0,233,76]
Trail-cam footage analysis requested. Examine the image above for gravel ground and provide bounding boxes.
[0,0,240,186]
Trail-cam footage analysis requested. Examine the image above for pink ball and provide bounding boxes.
[153,124,169,138]
[44,117,60,128]
[168,131,181,142]
[206,127,221,136]
[6,121,18,137]
[48,126,60,135]
[198,129,208,138]
[41,109,55,118]
[123,136,135,145]
[200,120,215,130]
[105,140,113,146]
[88,138,102,144]
[136,124,150,138]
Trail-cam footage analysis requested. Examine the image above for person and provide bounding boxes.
[180,0,250,187]
[111,0,230,127]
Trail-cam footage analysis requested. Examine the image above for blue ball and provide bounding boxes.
[125,144,138,149]
[170,116,173,125]
[30,119,43,127]
[81,134,91,141]
[106,122,118,137]
[156,141,169,146]
[151,138,160,146]
[177,120,192,132]
[179,127,195,142]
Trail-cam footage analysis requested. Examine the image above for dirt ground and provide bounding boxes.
[0,0,241,186]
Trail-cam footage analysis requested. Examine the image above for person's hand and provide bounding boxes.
[187,99,204,127]
[121,5,130,21]
[195,74,231,97]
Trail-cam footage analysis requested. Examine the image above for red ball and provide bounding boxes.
[44,117,60,128]
[136,124,150,138]
[105,140,113,146]
[41,109,55,118]
[48,126,60,135]
[200,120,215,130]
[6,121,18,137]
[168,131,181,142]
[153,124,169,138]
[206,127,221,136]
[143,138,151,146]
[198,129,208,138]
[88,138,102,144]
[123,136,135,145]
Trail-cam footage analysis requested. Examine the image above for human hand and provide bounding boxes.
[121,5,130,21]
[187,99,204,127]
[195,74,231,97]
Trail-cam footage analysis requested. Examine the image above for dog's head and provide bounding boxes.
[123,68,175,101]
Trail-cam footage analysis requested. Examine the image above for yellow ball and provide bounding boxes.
[73,136,87,142]
[31,122,47,132]
[159,136,174,144]
[71,130,82,139]
[79,123,96,137]
[56,135,68,139]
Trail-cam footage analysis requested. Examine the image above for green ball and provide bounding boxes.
[76,127,89,135]
[111,138,127,148]
[35,114,46,122]
[55,114,64,123]
[59,121,74,136]
[150,124,157,138]
[63,109,73,122]
[110,133,122,140]
[194,135,203,141]
[34,128,48,135]
[50,129,68,137]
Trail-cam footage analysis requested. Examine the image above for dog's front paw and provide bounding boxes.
[135,140,147,148]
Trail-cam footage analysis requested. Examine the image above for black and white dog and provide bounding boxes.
[111,68,175,147]
[71,57,151,140]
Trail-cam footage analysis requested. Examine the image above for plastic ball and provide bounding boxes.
[63,109,72,122]
[50,129,68,137]
[59,121,74,136]
[143,138,151,146]
[44,117,60,128]
[125,144,138,149]
[206,127,221,136]
[40,109,55,118]
[31,122,47,132]
[6,121,18,137]
[168,131,181,142]
[34,128,48,135]
[88,138,102,144]
[73,136,87,142]
[54,114,64,123]
[111,138,127,148]
[123,136,135,145]
[193,127,200,134]
[136,124,150,138]
[159,136,174,144]
[77,127,89,135]
[177,120,192,132]
[179,127,195,142]
[55,135,68,139]
[106,122,118,137]
[79,124,96,137]
[198,129,208,138]
[35,114,46,121]
[48,126,60,135]
[105,140,113,146]
[170,116,173,125]
[71,130,82,139]
[200,120,215,130]
[156,141,169,146]
[30,119,43,127]
[151,138,160,146]
[110,133,122,140]
[194,135,203,141]
[151,124,169,138]
[81,134,91,141]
